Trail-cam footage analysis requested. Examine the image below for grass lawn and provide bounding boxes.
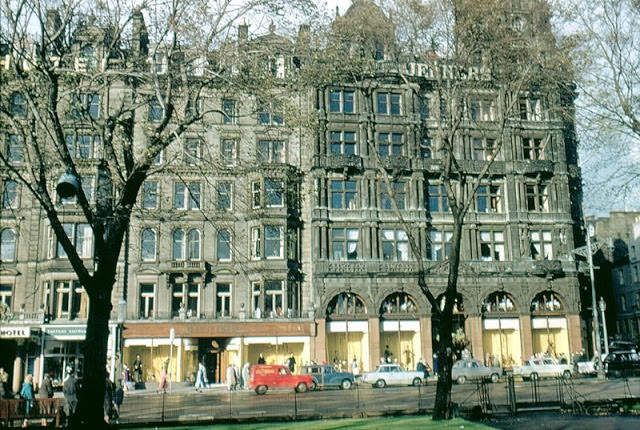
[129,415,494,429]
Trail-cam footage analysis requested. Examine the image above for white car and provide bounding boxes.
[360,363,424,388]
[574,354,606,375]
[513,357,573,380]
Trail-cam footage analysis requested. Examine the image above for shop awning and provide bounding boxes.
[242,336,309,345]
[483,318,520,330]
[532,317,566,329]
[380,320,420,332]
[326,320,368,333]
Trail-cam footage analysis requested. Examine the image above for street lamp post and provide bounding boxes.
[599,297,609,356]
[584,223,605,379]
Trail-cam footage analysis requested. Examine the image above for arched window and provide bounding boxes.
[437,293,464,313]
[217,229,231,261]
[531,291,563,312]
[187,229,200,260]
[141,228,156,261]
[326,293,366,317]
[483,291,517,313]
[0,229,16,261]
[172,229,185,260]
[380,292,418,315]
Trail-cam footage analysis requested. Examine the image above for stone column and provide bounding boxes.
[313,318,327,364]
[465,314,484,361]
[12,350,23,394]
[567,313,583,355]
[519,314,533,363]
[420,316,433,368]
[368,317,380,372]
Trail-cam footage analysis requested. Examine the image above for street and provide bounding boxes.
[117,377,640,425]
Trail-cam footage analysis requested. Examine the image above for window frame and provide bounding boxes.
[330,179,357,210]
[530,229,553,260]
[329,90,355,114]
[141,228,157,262]
[377,132,404,157]
[329,130,357,155]
[264,225,284,259]
[257,140,285,164]
[429,229,453,261]
[217,229,232,262]
[381,228,409,261]
[142,181,159,210]
[222,99,237,124]
[139,283,156,319]
[377,92,402,115]
[0,228,17,262]
[476,184,502,213]
[479,230,506,261]
[216,182,233,211]
[2,180,19,209]
[526,182,549,212]
[215,282,232,318]
[331,227,359,261]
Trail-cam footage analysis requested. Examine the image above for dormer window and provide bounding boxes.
[81,45,97,69]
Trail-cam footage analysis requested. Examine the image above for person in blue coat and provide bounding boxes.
[20,374,34,427]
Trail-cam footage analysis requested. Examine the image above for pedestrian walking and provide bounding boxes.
[233,363,240,390]
[38,372,54,426]
[113,380,124,424]
[158,364,168,392]
[257,353,266,364]
[383,345,393,363]
[0,367,9,399]
[242,363,250,390]
[350,358,359,377]
[195,361,207,392]
[20,374,34,428]
[287,353,296,373]
[63,369,78,425]
[226,364,236,391]
[104,372,114,424]
[133,354,143,383]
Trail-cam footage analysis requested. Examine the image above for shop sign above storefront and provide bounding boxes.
[0,326,31,338]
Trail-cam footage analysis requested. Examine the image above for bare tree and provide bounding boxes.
[0,0,311,425]
[559,0,640,212]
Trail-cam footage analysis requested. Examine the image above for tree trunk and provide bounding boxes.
[72,276,114,428]
[433,307,454,419]
[432,216,464,420]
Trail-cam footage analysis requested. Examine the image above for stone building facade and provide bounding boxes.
[1,0,585,388]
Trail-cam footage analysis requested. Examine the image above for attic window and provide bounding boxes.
[81,45,97,69]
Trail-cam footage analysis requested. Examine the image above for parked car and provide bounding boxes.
[300,364,354,390]
[574,354,606,376]
[360,363,424,388]
[452,359,502,384]
[604,350,640,378]
[512,357,573,380]
[248,364,313,395]
[609,340,639,352]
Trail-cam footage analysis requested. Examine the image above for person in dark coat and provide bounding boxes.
[133,355,143,383]
[38,372,54,398]
[38,372,54,426]
[257,353,266,364]
[63,370,78,424]
[104,373,114,423]
[113,380,124,423]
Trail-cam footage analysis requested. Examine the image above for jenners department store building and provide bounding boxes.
[1,0,586,387]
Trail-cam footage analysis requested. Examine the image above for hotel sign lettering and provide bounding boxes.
[0,326,31,338]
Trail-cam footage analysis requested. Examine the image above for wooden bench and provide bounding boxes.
[0,398,61,427]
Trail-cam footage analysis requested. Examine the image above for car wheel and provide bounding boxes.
[295,382,308,393]
[310,381,317,391]
[563,370,572,380]
[490,373,500,383]
[456,375,466,385]
[255,385,268,395]
[341,379,352,390]
[412,377,422,387]
[530,372,539,381]
[375,379,386,388]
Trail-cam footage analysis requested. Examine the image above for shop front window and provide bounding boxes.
[326,292,366,317]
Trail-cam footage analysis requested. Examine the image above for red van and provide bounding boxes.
[249,364,312,395]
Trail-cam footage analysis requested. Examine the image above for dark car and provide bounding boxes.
[300,364,355,390]
[604,350,640,378]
